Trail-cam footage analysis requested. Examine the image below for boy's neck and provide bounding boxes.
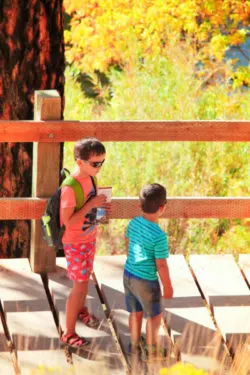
[142,213,159,224]
[72,166,89,179]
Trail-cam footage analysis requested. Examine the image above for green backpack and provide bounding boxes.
[41,172,97,250]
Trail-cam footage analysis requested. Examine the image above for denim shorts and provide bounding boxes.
[123,269,162,318]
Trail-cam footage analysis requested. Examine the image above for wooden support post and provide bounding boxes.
[30,90,61,273]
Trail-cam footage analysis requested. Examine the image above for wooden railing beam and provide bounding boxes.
[1,197,249,219]
[0,121,249,142]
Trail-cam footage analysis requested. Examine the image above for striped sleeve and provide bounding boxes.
[154,232,168,259]
[125,221,131,238]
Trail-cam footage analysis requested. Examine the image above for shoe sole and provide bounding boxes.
[60,338,91,348]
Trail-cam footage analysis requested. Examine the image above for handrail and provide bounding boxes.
[0,120,250,141]
[0,197,249,219]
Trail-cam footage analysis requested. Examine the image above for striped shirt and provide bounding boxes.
[125,216,168,280]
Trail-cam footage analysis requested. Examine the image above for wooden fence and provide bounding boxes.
[0,90,249,274]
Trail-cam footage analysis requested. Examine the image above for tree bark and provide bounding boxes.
[0,0,64,258]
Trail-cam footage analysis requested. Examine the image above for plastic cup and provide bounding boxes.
[96,187,112,224]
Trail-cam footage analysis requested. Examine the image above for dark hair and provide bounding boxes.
[74,138,106,161]
[140,183,167,213]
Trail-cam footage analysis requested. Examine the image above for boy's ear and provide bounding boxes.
[76,159,82,166]
[158,204,166,216]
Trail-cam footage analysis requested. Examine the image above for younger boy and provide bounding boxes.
[123,183,173,356]
[60,137,109,347]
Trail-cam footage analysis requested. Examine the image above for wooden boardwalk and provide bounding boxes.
[0,254,250,375]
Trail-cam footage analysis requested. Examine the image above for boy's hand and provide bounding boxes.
[104,202,112,213]
[89,194,107,208]
[163,285,174,299]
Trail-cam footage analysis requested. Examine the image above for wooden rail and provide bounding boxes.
[0,90,249,273]
[0,120,250,142]
[0,197,249,220]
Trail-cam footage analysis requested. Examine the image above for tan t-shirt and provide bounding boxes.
[60,176,97,244]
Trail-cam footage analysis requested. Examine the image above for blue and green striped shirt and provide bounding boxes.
[125,216,168,280]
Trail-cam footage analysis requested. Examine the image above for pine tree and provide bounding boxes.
[0,0,65,258]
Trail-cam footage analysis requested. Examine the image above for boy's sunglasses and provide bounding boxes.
[83,159,105,168]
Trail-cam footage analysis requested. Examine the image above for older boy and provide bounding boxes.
[123,183,173,357]
[60,137,109,347]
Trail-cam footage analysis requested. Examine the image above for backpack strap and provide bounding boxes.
[91,176,97,195]
[61,176,84,211]
[61,175,98,211]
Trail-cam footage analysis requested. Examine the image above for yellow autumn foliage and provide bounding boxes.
[64,0,249,74]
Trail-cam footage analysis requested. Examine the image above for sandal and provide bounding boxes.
[78,307,100,329]
[60,332,90,348]
[143,344,168,359]
[128,336,146,354]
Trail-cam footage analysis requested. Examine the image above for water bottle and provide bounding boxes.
[96,207,107,223]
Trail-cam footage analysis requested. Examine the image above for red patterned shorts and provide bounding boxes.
[63,242,96,282]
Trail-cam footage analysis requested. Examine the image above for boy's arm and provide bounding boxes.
[125,237,129,256]
[62,194,107,227]
[156,258,173,299]
[124,224,130,256]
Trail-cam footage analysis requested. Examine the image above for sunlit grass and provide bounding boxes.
[63,44,250,256]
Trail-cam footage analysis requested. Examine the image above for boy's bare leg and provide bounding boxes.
[146,312,162,346]
[129,311,143,345]
[65,279,89,334]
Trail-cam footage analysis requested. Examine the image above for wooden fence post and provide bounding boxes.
[30,90,61,273]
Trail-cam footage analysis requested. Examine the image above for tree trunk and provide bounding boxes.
[0,0,65,258]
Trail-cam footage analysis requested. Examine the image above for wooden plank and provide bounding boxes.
[0,120,249,142]
[17,351,72,375]
[30,90,61,274]
[0,197,249,220]
[47,257,125,374]
[0,352,15,375]
[164,255,226,371]
[0,198,47,219]
[0,259,68,371]
[0,318,10,352]
[110,197,250,219]
[239,254,250,287]
[0,321,15,374]
[190,255,250,354]
[94,255,172,374]
[71,353,124,375]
